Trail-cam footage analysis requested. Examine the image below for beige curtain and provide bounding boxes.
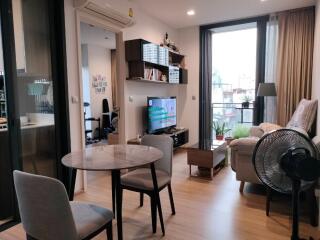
[111,49,117,109]
[276,7,315,126]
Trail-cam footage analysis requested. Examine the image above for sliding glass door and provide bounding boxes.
[0,17,14,226]
[212,23,258,135]
[13,0,57,177]
[200,17,267,142]
[0,0,70,229]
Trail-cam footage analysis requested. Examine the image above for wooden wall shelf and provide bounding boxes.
[125,39,188,85]
[126,78,181,85]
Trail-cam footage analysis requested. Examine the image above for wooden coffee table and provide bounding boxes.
[187,140,227,179]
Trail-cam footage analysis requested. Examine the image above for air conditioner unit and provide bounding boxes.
[75,0,135,28]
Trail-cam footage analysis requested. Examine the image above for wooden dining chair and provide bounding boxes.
[120,135,175,235]
[13,170,113,240]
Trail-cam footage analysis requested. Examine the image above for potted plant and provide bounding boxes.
[242,96,252,108]
[212,121,231,140]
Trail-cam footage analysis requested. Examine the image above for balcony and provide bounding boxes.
[212,102,254,137]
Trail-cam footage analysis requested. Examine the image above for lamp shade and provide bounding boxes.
[257,83,277,97]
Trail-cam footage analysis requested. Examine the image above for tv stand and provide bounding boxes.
[127,128,189,149]
[162,128,189,148]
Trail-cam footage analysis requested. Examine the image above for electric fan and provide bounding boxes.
[252,129,320,240]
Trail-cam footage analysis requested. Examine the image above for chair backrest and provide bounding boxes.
[141,135,173,176]
[13,171,78,240]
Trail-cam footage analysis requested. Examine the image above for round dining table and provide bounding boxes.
[62,144,164,240]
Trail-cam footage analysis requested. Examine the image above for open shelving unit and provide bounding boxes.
[125,39,188,85]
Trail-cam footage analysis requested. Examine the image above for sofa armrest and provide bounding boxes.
[230,137,260,171]
[230,137,260,152]
[229,137,261,184]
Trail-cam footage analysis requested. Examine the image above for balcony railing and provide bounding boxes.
[212,102,254,136]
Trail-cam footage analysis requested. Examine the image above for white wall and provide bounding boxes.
[87,45,113,131]
[177,26,200,146]
[98,0,181,140]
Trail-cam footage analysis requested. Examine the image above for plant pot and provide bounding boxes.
[242,101,249,108]
[216,135,224,140]
[225,137,235,145]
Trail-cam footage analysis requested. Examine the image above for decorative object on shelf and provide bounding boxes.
[161,32,179,52]
[241,96,252,108]
[232,124,250,139]
[92,74,107,94]
[212,121,231,140]
[128,8,133,18]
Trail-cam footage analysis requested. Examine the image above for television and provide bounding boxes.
[147,96,177,133]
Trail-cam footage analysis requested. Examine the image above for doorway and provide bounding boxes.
[80,22,118,147]
[212,23,257,136]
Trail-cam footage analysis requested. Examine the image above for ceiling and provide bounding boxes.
[132,0,316,29]
[80,22,116,49]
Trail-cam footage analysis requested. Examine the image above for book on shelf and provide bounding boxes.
[144,68,165,82]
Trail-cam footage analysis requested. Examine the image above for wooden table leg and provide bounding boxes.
[150,163,165,236]
[69,168,77,201]
[112,170,123,240]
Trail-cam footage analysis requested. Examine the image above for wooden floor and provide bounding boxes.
[0,149,319,240]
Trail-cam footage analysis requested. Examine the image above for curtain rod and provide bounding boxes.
[275,5,315,15]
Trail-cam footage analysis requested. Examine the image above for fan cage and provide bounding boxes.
[252,129,318,194]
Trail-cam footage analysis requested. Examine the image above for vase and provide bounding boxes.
[242,102,249,108]
[216,135,224,140]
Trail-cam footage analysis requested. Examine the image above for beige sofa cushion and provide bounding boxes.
[259,122,282,134]
[286,99,318,132]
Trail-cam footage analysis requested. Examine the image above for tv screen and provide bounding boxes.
[147,97,177,133]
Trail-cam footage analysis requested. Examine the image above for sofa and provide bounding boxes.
[230,99,318,192]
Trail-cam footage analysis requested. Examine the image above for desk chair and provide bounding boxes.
[13,171,113,240]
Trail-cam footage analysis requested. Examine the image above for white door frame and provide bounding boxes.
[74,9,127,192]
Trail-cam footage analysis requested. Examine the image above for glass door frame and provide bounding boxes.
[0,0,71,230]
[200,15,269,126]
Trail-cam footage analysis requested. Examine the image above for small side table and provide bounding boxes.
[187,140,227,179]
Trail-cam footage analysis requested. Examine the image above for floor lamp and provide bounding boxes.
[257,83,277,122]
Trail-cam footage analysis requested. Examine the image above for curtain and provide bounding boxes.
[264,15,279,123]
[276,7,315,126]
[199,29,212,149]
[111,49,117,109]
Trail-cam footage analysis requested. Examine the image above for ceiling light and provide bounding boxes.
[260,0,268,2]
[187,10,195,16]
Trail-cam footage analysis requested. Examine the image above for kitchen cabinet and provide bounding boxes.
[12,0,26,71]
[12,0,50,76]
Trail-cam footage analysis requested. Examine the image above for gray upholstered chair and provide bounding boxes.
[120,135,175,235]
[13,170,113,240]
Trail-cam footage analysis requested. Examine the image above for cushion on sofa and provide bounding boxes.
[286,99,318,132]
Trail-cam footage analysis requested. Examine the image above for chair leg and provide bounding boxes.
[239,181,245,193]
[111,173,115,218]
[168,183,176,215]
[150,163,165,236]
[26,234,37,240]
[266,187,272,217]
[140,192,144,207]
[106,221,113,240]
[150,195,157,233]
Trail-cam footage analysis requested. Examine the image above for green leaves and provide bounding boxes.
[212,121,231,135]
